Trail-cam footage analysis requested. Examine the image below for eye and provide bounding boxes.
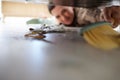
[56,15,60,19]
[61,9,67,15]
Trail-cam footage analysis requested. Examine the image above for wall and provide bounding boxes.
[2,1,51,18]
[0,0,2,19]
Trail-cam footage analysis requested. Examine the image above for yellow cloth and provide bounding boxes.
[80,22,120,50]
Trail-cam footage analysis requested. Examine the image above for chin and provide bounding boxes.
[65,22,72,25]
[65,23,71,26]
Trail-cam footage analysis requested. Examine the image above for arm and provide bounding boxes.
[76,8,103,26]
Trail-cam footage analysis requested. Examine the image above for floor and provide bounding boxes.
[0,20,120,80]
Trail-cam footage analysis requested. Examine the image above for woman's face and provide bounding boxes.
[51,6,74,25]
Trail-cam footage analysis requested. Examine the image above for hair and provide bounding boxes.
[48,3,56,13]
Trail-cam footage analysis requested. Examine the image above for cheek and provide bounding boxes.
[65,12,72,17]
[56,18,63,23]
[65,12,74,20]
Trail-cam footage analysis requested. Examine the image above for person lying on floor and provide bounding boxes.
[48,5,120,28]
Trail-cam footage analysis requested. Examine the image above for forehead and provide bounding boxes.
[51,6,70,16]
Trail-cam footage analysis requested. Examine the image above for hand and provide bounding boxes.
[103,6,120,28]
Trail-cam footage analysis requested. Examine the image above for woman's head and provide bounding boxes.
[48,5,75,25]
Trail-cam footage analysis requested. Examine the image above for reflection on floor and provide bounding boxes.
[0,18,120,80]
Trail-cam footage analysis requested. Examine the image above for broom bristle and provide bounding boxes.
[80,21,120,50]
